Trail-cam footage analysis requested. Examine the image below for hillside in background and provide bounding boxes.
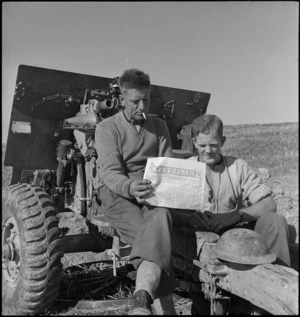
[222,122,298,178]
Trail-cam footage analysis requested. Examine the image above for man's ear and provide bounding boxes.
[119,94,125,107]
[221,136,226,146]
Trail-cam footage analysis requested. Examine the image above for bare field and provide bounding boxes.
[222,122,299,244]
[222,122,298,178]
[2,122,299,315]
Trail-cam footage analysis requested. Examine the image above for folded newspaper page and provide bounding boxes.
[143,157,206,210]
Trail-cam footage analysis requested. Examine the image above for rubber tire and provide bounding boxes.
[2,183,64,315]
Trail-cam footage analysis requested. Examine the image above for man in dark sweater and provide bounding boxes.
[95,68,209,315]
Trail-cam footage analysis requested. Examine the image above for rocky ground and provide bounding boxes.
[264,172,299,244]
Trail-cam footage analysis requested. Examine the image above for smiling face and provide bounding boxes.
[120,87,150,123]
[193,132,226,165]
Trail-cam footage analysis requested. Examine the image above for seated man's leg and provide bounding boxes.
[99,185,174,277]
[131,205,178,298]
[99,185,176,314]
[131,205,173,275]
[98,184,144,245]
[253,212,291,267]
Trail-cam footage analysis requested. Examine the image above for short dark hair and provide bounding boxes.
[118,68,150,93]
[191,114,223,138]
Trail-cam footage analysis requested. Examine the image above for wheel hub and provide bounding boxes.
[2,242,14,261]
[2,217,21,286]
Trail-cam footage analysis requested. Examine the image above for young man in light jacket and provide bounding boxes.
[189,113,290,267]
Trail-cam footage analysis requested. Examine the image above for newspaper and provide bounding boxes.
[143,157,206,210]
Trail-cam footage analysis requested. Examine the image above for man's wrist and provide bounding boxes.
[128,182,135,198]
[235,209,244,223]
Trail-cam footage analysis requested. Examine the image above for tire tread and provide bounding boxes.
[2,184,63,315]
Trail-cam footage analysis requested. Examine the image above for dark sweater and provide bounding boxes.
[94,111,172,198]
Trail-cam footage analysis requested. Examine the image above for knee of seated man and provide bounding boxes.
[152,207,172,224]
[259,212,288,229]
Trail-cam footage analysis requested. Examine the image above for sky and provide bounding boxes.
[2,1,299,142]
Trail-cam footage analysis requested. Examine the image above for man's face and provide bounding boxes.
[120,88,150,122]
[193,133,226,165]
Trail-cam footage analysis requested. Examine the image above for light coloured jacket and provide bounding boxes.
[188,155,272,215]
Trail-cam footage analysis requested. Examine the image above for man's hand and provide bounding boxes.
[204,210,240,233]
[129,179,152,203]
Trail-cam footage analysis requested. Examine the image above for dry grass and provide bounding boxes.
[222,122,298,177]
[44,262,135,316]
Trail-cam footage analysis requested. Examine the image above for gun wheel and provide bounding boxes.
[2,183,64,315]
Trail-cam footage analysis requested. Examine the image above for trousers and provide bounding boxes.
[245,212,291,266]
[98,184,178,298]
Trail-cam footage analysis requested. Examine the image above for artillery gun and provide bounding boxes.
[2,65,298,315]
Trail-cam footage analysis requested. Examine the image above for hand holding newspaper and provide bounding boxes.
[143,157,206,210]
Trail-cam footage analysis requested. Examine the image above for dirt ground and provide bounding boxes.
[266,172,299,244]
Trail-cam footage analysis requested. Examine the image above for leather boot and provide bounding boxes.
[129,289,153,315]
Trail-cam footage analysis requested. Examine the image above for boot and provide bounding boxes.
[129,289,153,315]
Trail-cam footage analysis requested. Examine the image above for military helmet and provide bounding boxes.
[214,228,276,265]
